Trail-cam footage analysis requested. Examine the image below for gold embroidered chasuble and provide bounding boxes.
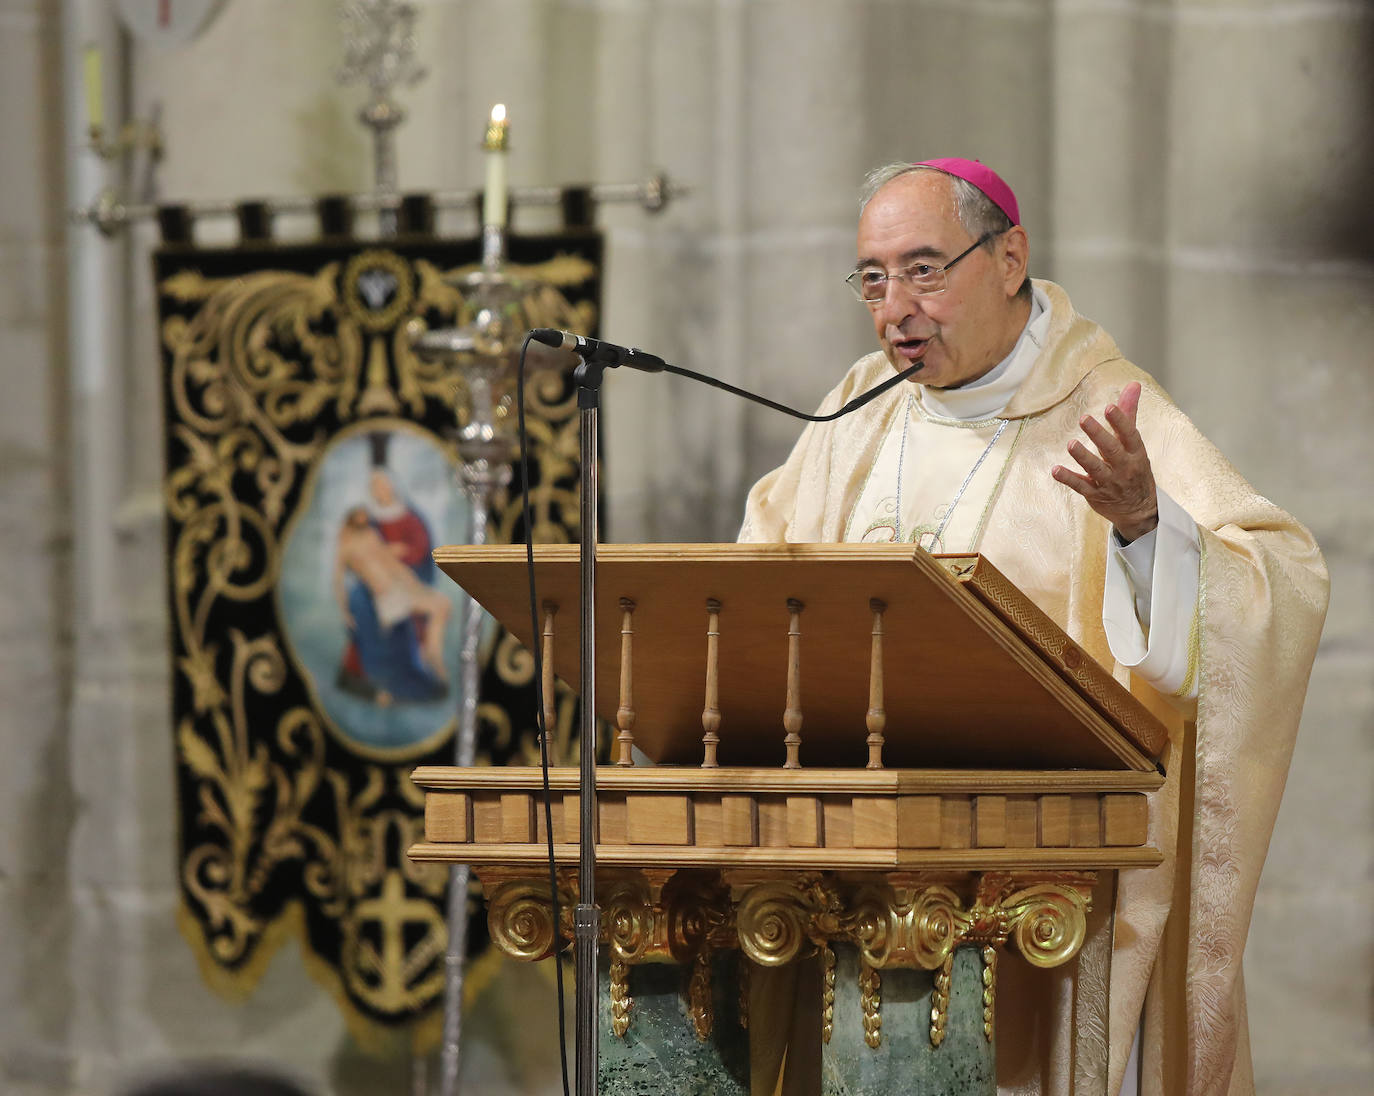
[845,396,1024,552]
[739,280,1328,1096]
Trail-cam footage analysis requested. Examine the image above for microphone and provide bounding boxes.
[529,328,668,373]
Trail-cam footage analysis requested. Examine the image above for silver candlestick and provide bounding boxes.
[409,234,542,1096]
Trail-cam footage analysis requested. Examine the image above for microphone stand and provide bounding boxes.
[571,356,606,1096]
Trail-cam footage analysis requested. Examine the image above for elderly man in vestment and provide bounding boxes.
[739,159,1327,1095]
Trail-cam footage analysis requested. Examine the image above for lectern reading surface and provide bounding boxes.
[433,542,1165,772]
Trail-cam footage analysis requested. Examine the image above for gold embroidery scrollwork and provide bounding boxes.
[342,869,446,1014]
[181,631,342,965]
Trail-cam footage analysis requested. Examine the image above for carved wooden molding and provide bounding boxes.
[413,765,1161,873]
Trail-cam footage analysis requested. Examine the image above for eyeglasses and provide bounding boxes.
[845,229,1001,304]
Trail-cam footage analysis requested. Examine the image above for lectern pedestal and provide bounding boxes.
[409,544,1168,1093]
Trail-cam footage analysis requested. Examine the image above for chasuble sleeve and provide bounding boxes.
[734,282,1329,1093]
[737,417,828,543]
[1173,511,1325,1094]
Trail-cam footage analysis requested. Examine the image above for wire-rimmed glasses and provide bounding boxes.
[845,229,1002,304]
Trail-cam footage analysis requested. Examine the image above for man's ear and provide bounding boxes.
[1000,226,1030,296]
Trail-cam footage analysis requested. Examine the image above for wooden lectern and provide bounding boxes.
[409,544,1166,1094]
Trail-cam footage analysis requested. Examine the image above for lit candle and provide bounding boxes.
[84,44,103,133]
[482,103,509,228]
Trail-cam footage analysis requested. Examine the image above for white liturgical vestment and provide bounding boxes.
[837,285,1201,700]
[739,280,1328,1096]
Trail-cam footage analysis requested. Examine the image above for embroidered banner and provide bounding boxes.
[157,232,603,1049]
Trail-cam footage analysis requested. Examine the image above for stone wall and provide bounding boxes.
[2,1,1369,1094]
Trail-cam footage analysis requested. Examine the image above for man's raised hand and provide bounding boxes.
[1051,381,1159,543]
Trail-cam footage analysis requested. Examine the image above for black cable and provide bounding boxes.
[660,356,925,421]
[516,331,571,1096]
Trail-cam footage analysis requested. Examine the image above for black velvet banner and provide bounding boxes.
[156,233,603,1050]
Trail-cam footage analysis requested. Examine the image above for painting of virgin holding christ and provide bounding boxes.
[278,423,474,759]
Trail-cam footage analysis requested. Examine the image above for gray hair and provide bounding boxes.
[860,162,1029,298]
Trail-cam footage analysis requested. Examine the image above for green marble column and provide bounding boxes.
[597,951,750,1095]
[821,946,995,1096]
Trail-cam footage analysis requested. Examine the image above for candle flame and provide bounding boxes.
[483,102,510,153]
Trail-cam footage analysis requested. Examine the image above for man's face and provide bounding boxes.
[855,172,1026,389]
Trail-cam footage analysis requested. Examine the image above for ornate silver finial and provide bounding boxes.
[338,0,426,98]
[337,0,428,234]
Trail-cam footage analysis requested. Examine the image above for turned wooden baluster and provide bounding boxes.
[783,598,805,769]
[701,599,723,768]
[866,598,887,769]
[541,601,558,756]
[615,597,637,766]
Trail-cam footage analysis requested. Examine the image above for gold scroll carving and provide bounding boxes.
[479,867,1094,1047]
